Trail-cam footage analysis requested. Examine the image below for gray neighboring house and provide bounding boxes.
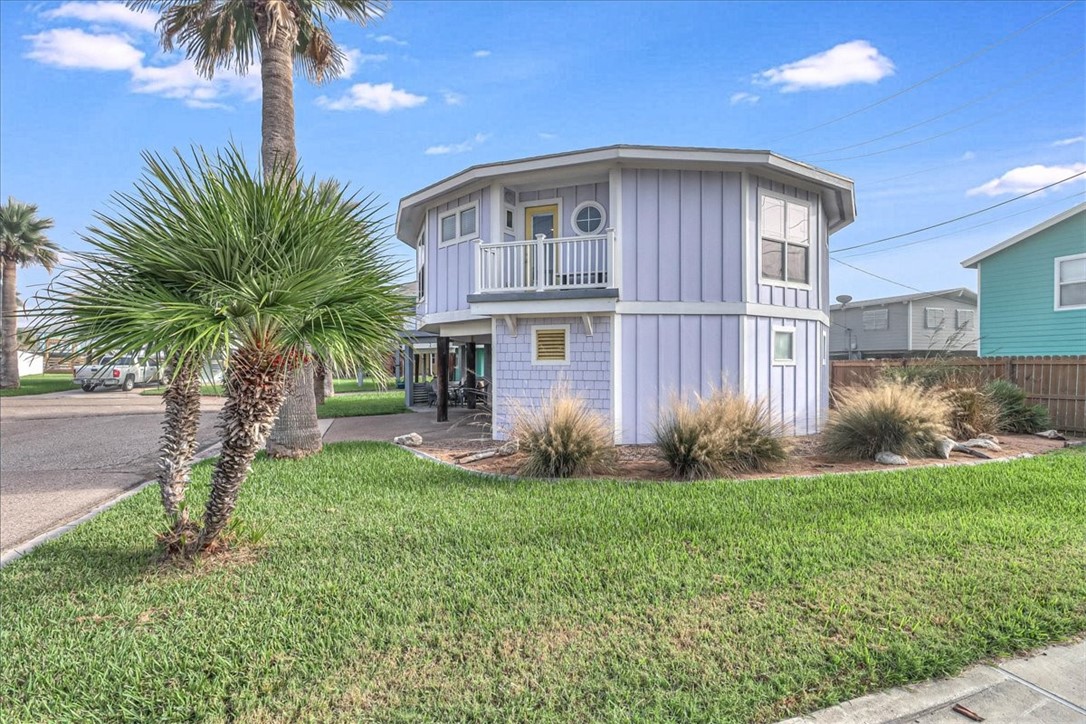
[829,288,978,359]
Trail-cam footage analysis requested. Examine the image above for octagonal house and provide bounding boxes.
[396,145,856,443]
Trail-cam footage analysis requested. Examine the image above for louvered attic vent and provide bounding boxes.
[534,328,568,363]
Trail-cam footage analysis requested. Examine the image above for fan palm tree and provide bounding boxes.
[1,198,59,389]
[128,0,388,457]
[35,146,410,554]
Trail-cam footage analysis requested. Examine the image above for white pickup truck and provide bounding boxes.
[73,355,164,392]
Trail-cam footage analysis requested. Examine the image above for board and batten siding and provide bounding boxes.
[517,183,609,238]
[978,211,1086,356]
[618,314,742,443]
[743,316,826,435]
[424,189,489,316]
[619,169,743,303]
[492,316,612,440]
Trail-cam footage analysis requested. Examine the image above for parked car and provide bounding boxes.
[73,354,164,392]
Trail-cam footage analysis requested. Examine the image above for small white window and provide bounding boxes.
[571,201,606,235]
[956,309,974,329]
[532,325,569,365]
[438,201,479,246]
[925,307,945,329]
[416,228,426,303]
[772,328,795,365]
[1055,253,1086,310]
[863,309,888,330]
[760,192,811,285]
[504,207,515,232]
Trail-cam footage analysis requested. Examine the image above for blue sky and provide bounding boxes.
[1,0,1084,304]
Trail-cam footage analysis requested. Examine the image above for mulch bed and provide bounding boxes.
[417,434,1073,482]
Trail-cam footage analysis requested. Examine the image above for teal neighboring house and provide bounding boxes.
[961,203,1085,357]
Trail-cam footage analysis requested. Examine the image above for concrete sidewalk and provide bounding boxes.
[782,640,1085,723]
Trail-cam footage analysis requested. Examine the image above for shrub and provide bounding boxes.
[823,381,951,460]
[985,380,1050,433]
[944,387,1002,439]
[654,389,789,479]
[880,361,981,390]
[511,387,616,478]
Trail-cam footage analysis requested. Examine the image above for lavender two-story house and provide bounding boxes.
[396,145,856,443]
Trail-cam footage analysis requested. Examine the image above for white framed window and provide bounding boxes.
[504,206,515,234]
[925,307,945,329]
[1055,253,1086,311]
[759,192,811,286]
[438,201,479,247]
[416,228,426,303]
[571,201,606,236]
[772,327,795,365]
[531,324,570,365]
[955,309,974,329]
[863,309,888,330]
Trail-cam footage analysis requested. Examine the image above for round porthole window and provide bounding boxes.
[572,201,606,235]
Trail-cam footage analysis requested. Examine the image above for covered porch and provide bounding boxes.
[402,326,493,423]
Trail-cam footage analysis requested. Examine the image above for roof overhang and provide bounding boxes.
[395,144,856,247]
[961,202,1086,269]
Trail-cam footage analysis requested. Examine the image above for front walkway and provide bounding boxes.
[322,408,491,446]
[782,640,1085,723]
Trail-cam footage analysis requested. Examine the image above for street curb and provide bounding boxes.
[0,440,223,568]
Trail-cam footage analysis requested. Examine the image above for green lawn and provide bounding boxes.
[0,373,73,397]
[140,383,225,397]
[1,447,1083,722]
[317,390,406,418]
[333,377,395,394]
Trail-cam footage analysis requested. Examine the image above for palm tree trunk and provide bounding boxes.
[313,358,334,405]
[195,347,289,552]
[0,259,19,389]
[266,359,323,458]
[157,357,202,520]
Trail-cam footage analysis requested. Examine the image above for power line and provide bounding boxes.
[831,259,979,312]
[802,47,1083,159]
[816,77,1078,162]
[766,1,1078,144]
[830,171,1086,254]
[840,190,1086,259]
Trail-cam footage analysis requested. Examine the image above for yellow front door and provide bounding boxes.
[524,204,559,286]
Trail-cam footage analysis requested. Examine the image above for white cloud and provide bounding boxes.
[473,49,491,58]
[1052,136,1085,147]
[961,151,976,161]
[755,40,895,92]
[340,48,387,78]
[24,28,144,71]
[729,91,759,106]
[317,82,427,112]
[442,90,465,106]
[130,58,260,108]
[425,133,490,155]
[966,163,1086,197]
[538,132,558,141]
[42,1,158,34]
[371,34,407,46]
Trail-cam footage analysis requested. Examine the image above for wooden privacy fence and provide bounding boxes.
[830,356,1086,433]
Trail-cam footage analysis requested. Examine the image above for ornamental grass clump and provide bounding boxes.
[985,379,1050,433]
[823,381,951,460]
[655,389,789,479]
[511,388,616,478]
[944,386,1002,440]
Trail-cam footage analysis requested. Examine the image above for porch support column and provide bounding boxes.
[436,336,449,422]
[404,347,414,408]
[465,342,477,409]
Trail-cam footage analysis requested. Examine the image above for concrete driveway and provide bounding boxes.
[0,388,224,553]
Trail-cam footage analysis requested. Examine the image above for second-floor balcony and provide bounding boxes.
[474,230,615,294]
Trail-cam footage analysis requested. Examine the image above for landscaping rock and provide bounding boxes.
[935,438,955,459]
[496,440,519,456]
[875,452,909,466]
[393,432,423,447]
[1035,429,1066,441]
[962,438,1002,452]
[977,433,1000,444]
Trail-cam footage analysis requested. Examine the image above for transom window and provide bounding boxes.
[760,193,810,285]
[439,203,478,246]
[571,201,606,235]
[925,307,945,329]
[1055,253,1086,310]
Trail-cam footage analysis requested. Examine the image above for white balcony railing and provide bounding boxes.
[475,229,615,293]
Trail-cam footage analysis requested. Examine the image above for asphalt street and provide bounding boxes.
[0,388,224,553]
